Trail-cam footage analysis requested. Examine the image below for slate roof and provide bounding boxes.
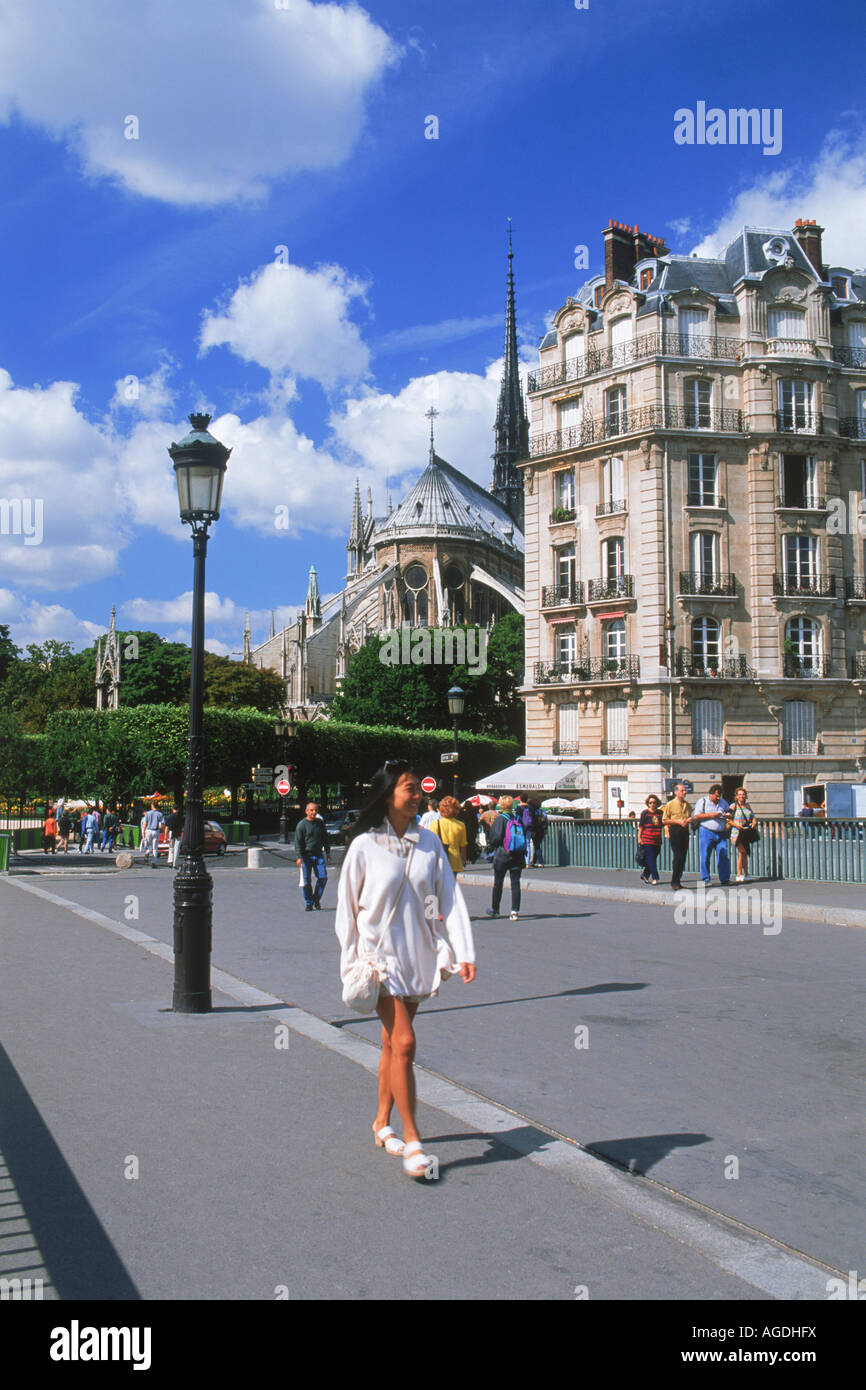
[375,450,524,553]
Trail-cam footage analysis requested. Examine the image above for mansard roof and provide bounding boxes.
[376,449,524,553]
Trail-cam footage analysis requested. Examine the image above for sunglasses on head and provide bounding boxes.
[384,759,410,774]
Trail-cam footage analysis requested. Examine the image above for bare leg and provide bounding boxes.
[375,994,420,1144]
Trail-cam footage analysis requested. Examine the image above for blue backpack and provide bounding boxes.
[503,813,526,855]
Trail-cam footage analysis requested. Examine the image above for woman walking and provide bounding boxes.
[431,795,467,875]
[485,795,526,921]
[637,796,664,884]
[336,760,476,1178]
[728,786,759,882]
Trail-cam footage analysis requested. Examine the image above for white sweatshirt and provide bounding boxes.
[335,819,475,1000]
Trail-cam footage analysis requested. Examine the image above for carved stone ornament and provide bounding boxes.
[560,313,584,334]
[678,689,690,713]
[607,295,630,317]
[775,286,806,303]
[525,468,534,495]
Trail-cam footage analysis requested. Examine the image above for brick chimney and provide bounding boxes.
[792,219,825,277]
[603,221,670,291]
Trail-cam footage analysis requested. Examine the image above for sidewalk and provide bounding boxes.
[0,873,839,1302]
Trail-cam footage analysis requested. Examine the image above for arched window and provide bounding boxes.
[403,563,429,625]
[604,618,626,662]
[444,563,465,624]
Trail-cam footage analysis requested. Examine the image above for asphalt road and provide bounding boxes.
[29,856,866,1277]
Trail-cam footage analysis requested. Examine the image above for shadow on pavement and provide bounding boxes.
[586,1132,712,1175]
[0,1042,141,1299]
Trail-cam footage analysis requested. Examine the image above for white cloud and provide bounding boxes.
[200,261,370,387]
[0,0,397,206]
[110,358,177,420]
[0,589,105,650]
[120,593,299,653]
[690,133,866,267]
[0,370,127,586]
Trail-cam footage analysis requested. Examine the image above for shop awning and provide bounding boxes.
[474,760,590,792]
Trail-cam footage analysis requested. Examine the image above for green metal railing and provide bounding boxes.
[546,818,866,882]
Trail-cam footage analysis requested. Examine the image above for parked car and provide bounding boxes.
[324,810,361,845]
[158,820,227,855]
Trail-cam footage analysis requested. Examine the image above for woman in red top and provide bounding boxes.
[638,795,663,884]
[43,809,57,854]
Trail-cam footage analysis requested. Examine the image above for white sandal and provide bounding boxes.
[402,1140,432,1179]
[373,1124,405,1156]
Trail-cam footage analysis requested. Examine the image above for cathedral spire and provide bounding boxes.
[305,564,321,622]
[346,478,364,577]
[492,221,528,529]
[243,611,251,664]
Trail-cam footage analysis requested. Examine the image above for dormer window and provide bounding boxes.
[833,276,849,299]
[763,236,790,265]
[593,284,605,309]
[639,266,654,292]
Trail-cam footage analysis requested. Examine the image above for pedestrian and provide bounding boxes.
[430,795,467,875]
[335,759,475,1177]
[57,807,72,853]
[528,800,549,867]
[728,787,759,882]
[485,795,526,920]
[637,795,663,884]
[165,805,185,867]
[458,799,479,863]
[142,802,165,865]
[515,793,536,867]
[55,796,65,826]
[479,803,499,860]
[295,801,331,910]
[419,797,439,830]
[661,782,693,890]
[100,807,119,853]
[80,807,98,855]
[42,808,57,854]
[691,783,731,886]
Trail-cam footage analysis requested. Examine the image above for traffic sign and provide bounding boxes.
[440,751,459,763]
[254,766,273,777]
[420,776,437,794]
[277,779,291,797]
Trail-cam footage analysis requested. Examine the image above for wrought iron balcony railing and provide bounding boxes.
[776,492,827,510]
[692,736,726,755]
[530,406,745,457]
[773,574,836,598]
[839,416,866,439]
[600,739,629,755]
[686,492,725,508]
[782,737,819,755]
[676,651,755,678]
[552,740,581,755]
[783,655,831,678]
[541,581,585,609]
[534,656,640,685]
[549,507,577,524]
[587,575,635,602]
[596,498,627,517]
[833,347,866,368]
[527,333,741,392]
[851,653,866,679]
[775,411,824,435]
[846,577,866,601]
[678,571,737,597]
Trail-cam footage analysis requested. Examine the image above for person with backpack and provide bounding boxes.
[485,795,526,921]
[515,793,536,867]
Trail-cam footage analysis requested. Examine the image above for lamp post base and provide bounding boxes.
[172,855,213,1013]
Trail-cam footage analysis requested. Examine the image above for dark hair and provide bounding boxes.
[708,783,722,795]
[344,760,419,851]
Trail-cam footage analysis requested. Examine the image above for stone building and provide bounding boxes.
[516,217,866,815]
[246,244,528,716]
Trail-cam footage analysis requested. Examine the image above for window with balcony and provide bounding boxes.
[555,544,577,600]
[850,322,866,351]
[679,308,709,344]
[768,307,807,340]
[688,452,718,505]
[604,386,627,435]
[600,456,625,514]
[684,377,712,428]
[782,699,816,754]
[778,379,814,432]
[784,616,823,675]
[857,389,866,426]
[691,616,721,669]
[690,531,720,583]
[564,332,585,367]
[604,619,627,662]
[610,316,633,363]
[604,536,625,584]
[557,628,578,668]
[604,699,628,753]
[692,698,723,754]
[780,455,819,509]
[783,535,818,589]
[558,396,583,436]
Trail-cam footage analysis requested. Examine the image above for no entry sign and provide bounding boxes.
[277,779,291,796]
[420,776,437,794]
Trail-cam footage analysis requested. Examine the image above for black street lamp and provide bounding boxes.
[169,412,231,1014]
[274,714,297,844]
[447,684,465,801]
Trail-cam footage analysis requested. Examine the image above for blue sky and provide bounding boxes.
[0,0,863,655]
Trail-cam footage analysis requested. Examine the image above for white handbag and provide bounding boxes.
[342,845,414,1014]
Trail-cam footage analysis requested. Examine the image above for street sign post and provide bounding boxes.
[440,752,459,763]
[420,776,437,794]
[277,779,290,797]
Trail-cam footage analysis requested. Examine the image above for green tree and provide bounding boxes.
[203,651,285,712]
[2,641,93,733]
[0,624,18,685]
[114,631,191,707]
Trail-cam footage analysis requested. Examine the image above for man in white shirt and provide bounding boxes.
[142,804,165,866]
[691,783,731,886]
[419,798,440,829]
